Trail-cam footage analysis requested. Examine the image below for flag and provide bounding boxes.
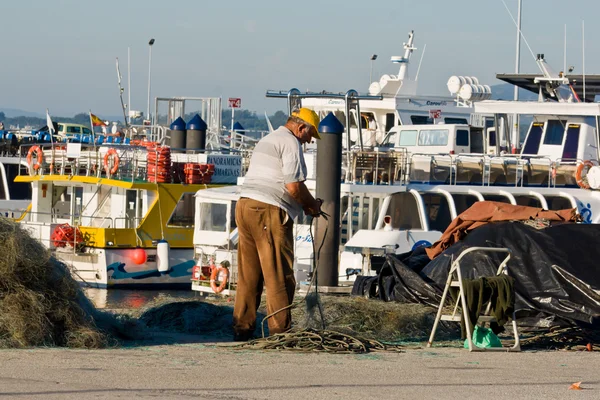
[46,109,55,135]
[90,113,107,127]
[569,85,581,102]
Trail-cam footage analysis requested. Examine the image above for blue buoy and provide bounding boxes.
[169,117,186,131]
[233,121,245,134]
[318,112,344,134]
[187,114,207,131]
[186,114,207,152]
[169,117,187,151]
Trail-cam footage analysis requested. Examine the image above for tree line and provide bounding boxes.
[0,109,289,131]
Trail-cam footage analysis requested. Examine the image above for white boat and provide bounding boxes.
[191,67,600,295]
[16,97,246,288]
[265,31,492,150]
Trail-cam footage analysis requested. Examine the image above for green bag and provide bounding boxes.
[464,325,502,349]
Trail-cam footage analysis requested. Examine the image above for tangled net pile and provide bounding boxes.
[0,217,133,348]
[232,328,404,353]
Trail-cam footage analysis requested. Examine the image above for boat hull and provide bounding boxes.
[56,247,195,289]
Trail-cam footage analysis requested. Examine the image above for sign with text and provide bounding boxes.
[206,154,243,184]
[228,98,241,108]
[429,109,441,120]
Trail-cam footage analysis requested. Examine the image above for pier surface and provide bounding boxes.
[0,337,598,399]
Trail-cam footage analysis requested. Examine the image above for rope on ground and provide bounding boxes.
[227,328,404,354]
[517,326,600,350]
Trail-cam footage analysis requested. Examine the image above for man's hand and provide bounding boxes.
[304,198,323,217]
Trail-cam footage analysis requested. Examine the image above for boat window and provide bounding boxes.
[124,190,143,228]
[561,124,580,160]
[388,192,422,230]
[380,131,397,148]
[82,127,92,135]
[58,124,65,133]
[543,120,566,145]
[470,129,484,153]
[3,164,31,200]
[67,126,81,134]
[488,129,496,147]
[421,193,452,232]
[370,197,380,229]
[452,194,479,214]
[410,115,433,125]
[385,113,395,132]
[418,129,449,146]
[399,130,417,146]
[482,195,512,204]
[456,129,469,146]
[340,195,350,243]
[51,186,71,218]
[168,193,196,228]
[230,201,237,230]
[515,196,542,208]
[444,118,468,125]
[197,201,227,231]
[545,196,572,211]
[522,123,544,155]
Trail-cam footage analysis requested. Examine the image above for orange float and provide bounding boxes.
[210,266,229,294]
[575,160,594,189]
[26,145,44,171]
[103,148,120,175]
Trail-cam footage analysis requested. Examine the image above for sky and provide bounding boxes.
[1,0,599,119]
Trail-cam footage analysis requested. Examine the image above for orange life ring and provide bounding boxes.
[26,145,43,171]
[210,266,229,294]
[575,160,594,189]
[103,148,120,175]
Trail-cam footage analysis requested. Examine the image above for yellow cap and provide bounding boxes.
[292,108,321,140]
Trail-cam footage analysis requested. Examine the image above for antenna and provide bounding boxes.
[415,44,426,81]
[128,47,131,125]
[501,0,537,65]
[116,58,129,128]
[563,25,567,76]
[582,20,586,102]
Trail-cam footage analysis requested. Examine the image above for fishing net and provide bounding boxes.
[138,294,458,343]
[0,217,138,348]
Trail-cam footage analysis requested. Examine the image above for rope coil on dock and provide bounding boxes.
[227,328,404,354]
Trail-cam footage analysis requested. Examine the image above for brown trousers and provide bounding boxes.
[233,198,296,336]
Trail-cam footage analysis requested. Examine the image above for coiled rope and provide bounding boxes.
[231,328,403,354]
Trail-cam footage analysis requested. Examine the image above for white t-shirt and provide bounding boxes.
[240,126,307,219]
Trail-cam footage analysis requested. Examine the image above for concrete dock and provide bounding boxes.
[0,339,598,399]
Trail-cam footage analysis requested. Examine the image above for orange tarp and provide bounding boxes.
[425,201,578,260]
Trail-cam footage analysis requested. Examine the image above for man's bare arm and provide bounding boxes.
[285,181,320,215]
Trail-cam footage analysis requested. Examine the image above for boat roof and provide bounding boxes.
[194,185,241,201]
[474,100,600,117]
[14,174,212,190]
[497,73,600,103]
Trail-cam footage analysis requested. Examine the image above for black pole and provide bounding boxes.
[315,112,344,287]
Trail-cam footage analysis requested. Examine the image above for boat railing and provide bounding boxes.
[18,142,240,184]
[18,210,116,227]
[122,124,167,144]
[346,148,409,185]
[227,130,267,151]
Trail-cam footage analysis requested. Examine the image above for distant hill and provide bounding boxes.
[0,108,44,118]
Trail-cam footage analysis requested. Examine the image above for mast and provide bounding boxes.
[512,0,522,152]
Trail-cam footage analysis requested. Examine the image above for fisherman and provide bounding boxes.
[233,108,323,341]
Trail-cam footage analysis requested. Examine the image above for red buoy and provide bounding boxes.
[131,248,147,265]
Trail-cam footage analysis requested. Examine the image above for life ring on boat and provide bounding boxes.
[103,148,120,175]
[26,145,43,171]
[210,266,229,294]
[575,160,594,189]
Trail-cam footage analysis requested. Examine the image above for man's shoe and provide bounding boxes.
[233,331,254,342]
